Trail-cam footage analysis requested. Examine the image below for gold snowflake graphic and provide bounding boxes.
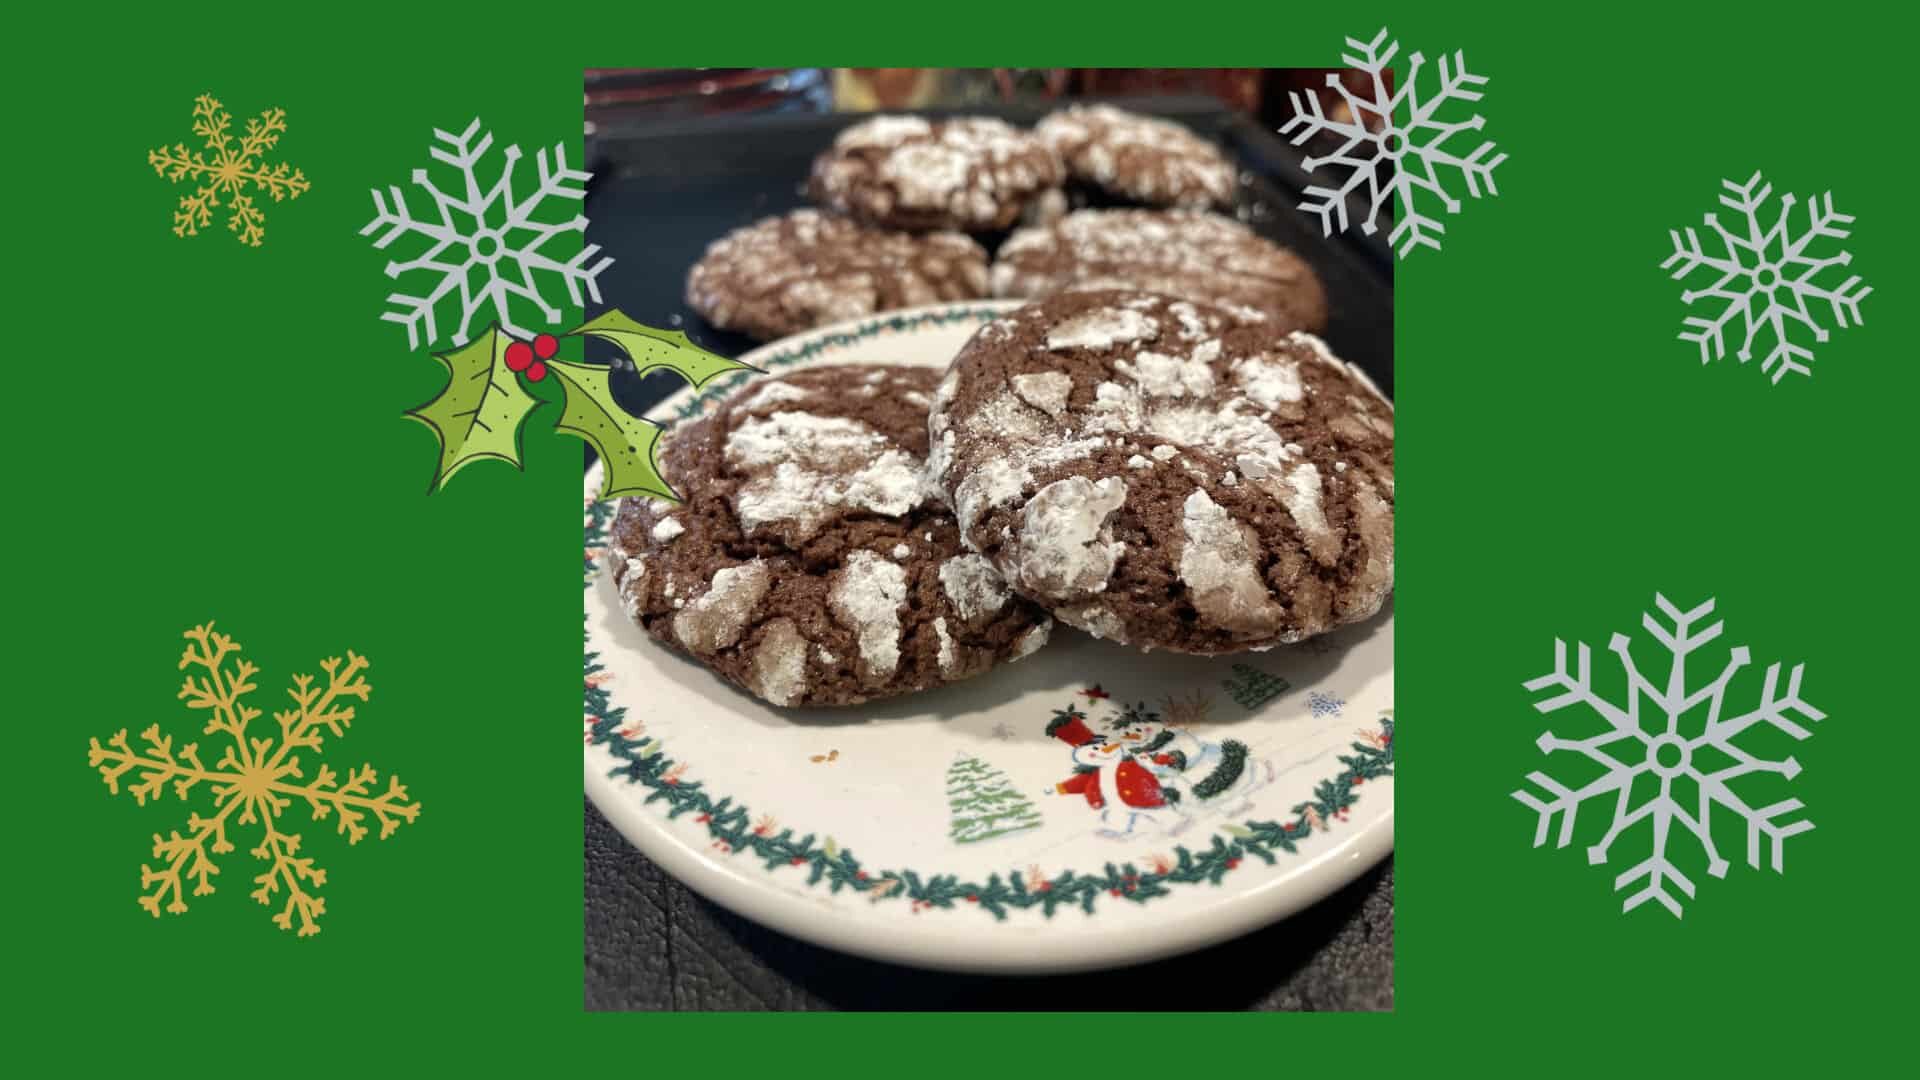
[147,94,310,247]
[87,623,420,936]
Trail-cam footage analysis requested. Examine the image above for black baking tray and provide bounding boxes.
[580,95,1393,421]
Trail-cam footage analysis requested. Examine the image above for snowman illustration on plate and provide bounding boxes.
[1045,706,1185,838]
[1046,696,1275,838]
[1107,697,1274,818]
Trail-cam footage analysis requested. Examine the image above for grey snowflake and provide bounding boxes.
[360,118,612,350]
[1279,27,1506,257]
[1662,171,1870,384]
[1515,594,1824,917]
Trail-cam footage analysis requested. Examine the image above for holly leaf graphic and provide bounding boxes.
[568,309,761,391]
[396,310,757,500]
[546,360,674,502]
[404,327,538,492]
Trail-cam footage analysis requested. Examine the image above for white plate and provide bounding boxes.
[583,301,1394,975]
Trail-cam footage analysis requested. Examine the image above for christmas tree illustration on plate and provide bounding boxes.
[946,752,1042,844]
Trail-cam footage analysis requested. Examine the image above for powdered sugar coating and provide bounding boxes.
[608,364,1053,707]
[809,116,1064,232]
[1010,371,1073,420]
[932,616,957,676]
[737,380,814,413]
[748,618,810,707]
[1119,349,1216,398]
[1045,308,1158,351]
[725,411,925,542]
[1179,489,1283,634]
[931,290,1393,653]
[836,115,931,148]
[1232,354,1305,408]
[673,561,771,653]
[1036,105,1236,208]
[619,556,648,619]
[1010,619,1053,659]
[938,554,1011,623]
[1012,476,1127,598]
[832,549,908,684]
[687,210,988,342]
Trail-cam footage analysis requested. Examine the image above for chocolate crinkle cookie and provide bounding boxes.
[608,364,1053,707]
[1035,105,1237,209]
[808,115,1066,233]
[992,209,1328,333]
[685,209,990,342]
[928,290,1393,654]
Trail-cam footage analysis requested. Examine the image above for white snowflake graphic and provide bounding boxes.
[1279,27,1506,257]
[1514,594,1824,917]
[360,119,613,350]
[1662,171,1870,384]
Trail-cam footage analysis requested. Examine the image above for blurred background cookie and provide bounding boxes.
[1036,104,1236,209]
[807,115,1065,232]
[992,208,1328,333]
[686,209,989,342]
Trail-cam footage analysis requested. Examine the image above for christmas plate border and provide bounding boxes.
[583,300,1395,974]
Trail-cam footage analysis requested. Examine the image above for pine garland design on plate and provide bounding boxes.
[585,480,1393,920]
[86,624,420,936]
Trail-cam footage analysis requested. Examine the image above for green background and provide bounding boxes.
[11,0,1909,1065]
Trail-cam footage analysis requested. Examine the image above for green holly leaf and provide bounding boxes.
[568,310,761,390]
[404,327,539,492]
[545,359,675,502]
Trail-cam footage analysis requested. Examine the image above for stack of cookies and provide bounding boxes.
[685,105,1330,342]
[613,107,1392,709]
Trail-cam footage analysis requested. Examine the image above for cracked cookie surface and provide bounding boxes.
[929,290,1393,654]
[610,364,1052,707]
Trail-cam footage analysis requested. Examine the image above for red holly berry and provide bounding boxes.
[1226,858,1242,870]
[504,340,534,372]
[1352,776,1364,786]
[533,333,559,359]
[1037,882,1052,893]
[1109,888,1121,897]
[790,857,807,866]
[965,894,979,903]
[855,871,869,881]
[526,360,548,382]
